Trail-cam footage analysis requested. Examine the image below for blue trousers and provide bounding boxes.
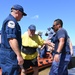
[49,54,71,75]
[37,46,47,58]
[0,49,20,75]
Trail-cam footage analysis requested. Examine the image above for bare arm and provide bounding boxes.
[69,41,73,50]
[54,38,65,62]
[69,39,73,55]
[44,40,55,48]
[9,38,24,65]
[56,38,65,53]
[40,45,45,50]
[9,38,21,56]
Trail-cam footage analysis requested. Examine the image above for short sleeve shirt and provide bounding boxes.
[53,28,70,53]
[22,32,44,47]
[1,14,21,49]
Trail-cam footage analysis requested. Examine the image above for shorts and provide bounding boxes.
[23,57,38,69]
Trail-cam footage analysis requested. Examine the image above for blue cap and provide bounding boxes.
[28,25,36,30]
[11,4,27,16]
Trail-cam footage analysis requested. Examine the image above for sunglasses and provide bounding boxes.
[53,24,59,27]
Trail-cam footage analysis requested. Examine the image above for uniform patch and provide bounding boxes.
[8,21,15,28]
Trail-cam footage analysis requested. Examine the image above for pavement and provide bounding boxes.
[0,67,75,75]
[39,67,75,75]
[39,67,50,75]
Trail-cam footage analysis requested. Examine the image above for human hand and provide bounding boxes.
[45,40,55,48]
[50,42,55,48]
[17,55,24,65]
[47,45,54,51]
[70,50,73,56]
[54,54,60,62]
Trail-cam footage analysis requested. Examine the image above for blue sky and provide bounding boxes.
[0,0,75,45]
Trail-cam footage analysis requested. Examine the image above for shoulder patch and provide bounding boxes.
[8,21,15,28]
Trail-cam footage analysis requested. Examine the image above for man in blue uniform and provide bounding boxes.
[0,4,27,75]
[49,19,71,75]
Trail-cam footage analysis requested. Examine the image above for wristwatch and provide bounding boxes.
[55,51,60,54]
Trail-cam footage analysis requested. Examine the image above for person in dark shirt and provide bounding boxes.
[49,19,71,75]
[0,4,27,75]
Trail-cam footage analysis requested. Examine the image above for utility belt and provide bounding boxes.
[21,46,37,55]
[52,51,70,55]
[62,51,70,54]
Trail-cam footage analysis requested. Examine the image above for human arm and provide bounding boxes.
[38,35,55,48]
[40,45,45,50]
[53,28,66,62]
[9,38,24,65]
[6,20,24,65]
[44,40,55,48]
[54,37,65,62]
[69,39,73,56]
[56,38,65,53]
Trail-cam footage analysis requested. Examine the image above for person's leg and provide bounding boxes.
[58,54,71,75]
[58,61,69,75]
[0,50,19,75]
[63,67,68,75]
[0,68,2,75]
[31,58,38,75]
[33,67,38,75]
[37,48,41,56]
[0,50,20,75]
[21,68,27,75]
[40,48,46,58]
[1,64,20,75]
[49,54,61,75]
[21,60,31,75]
[49,60,59,75]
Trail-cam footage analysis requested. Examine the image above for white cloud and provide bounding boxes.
[31,15,39,19]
